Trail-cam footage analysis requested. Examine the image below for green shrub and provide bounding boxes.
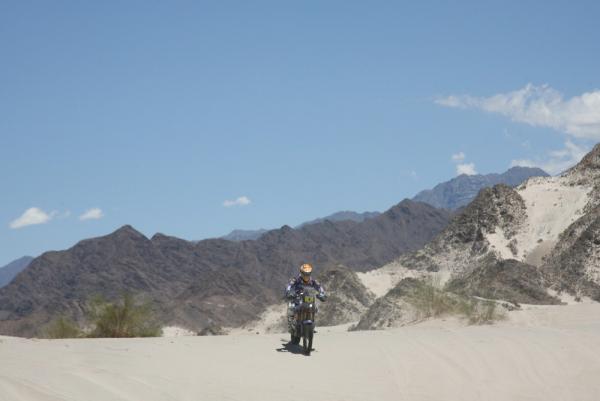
[465,299,506,325]
[44,316,82,339]
[407,276,454,318]
[86,293,162,338]
[407,276,505,325]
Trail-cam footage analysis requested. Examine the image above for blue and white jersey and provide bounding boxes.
[285,275,325,300]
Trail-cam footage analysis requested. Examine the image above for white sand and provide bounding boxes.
[486,227,515,260]
[2,303,600,401]
[485,176,591,265]
[356,262,427,298]
[161,326,197,337]
[227,303,288,335]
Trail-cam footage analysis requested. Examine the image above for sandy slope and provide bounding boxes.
[356,261,429,298]
[485,176,591,265]
[1,303,600,401]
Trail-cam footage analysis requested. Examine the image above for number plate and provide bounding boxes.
[303,296,314,303]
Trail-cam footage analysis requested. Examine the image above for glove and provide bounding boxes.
[317,293,327,302]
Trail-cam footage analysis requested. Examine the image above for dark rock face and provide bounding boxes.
[564,143,600,213]
[0,256,34,288]
[565,143,600,178]
[539,144,600,300]
[166,268,278,331]
[352,278,424,331]
[295,200,451,273]
[446,258,561,305]
[315,265,375,326]
[0,201,451,337]
[542,206,600,301]
[447,184,526,246]
[413,167,548,210]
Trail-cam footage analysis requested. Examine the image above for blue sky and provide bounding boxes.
[2,1,600,265]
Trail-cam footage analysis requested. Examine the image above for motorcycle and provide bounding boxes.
[290,286,325,355]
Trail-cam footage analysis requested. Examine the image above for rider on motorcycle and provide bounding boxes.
[285,263,326,333]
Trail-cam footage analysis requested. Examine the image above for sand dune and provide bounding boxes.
[485,176,591,264]
[1,303,600,401]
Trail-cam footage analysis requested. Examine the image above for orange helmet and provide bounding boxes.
[299,263,313,283]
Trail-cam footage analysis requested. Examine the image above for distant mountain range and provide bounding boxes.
[223,167,546,242]
[0,200,451,336]
[296,210,381,228]
[221,211,381,241]
[0,256,33,288]
[221,229,270,241]
[412,166,549,210]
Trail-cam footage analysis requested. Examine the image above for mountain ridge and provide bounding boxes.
[0,256,34,288]
[413,166,549,210]
[0,199,451,336]
[221,210,381,242]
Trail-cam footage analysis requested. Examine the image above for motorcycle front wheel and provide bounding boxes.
[302,325,313,355]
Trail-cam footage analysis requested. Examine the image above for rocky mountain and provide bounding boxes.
[541,146,600,300]
[412,166,549,210]
[396,143,600,301]
[352,278,424,330]
[0,256,34,288]
[315,264,375,326]
[221,210,380,242]
[0,200,451,337]
[445,258,561,305]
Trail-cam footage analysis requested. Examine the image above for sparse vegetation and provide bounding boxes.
[87,293,162,338]
[455,297,506,324]
[44,316,83,339]
[406,275,454,318]
[407,276,506,324]
[43,293,162,339]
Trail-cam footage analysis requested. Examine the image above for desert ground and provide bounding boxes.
[1,301,600,401]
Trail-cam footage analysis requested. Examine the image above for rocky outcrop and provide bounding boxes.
[542,206,600,300]
[315,265,375,326]
[396,144,600,307]
[445,258,560,305]
[399,184,527,275]
[351,278,424,330]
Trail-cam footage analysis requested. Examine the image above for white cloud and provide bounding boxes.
[223,196,251,207]
[450,151,476,176]
[435,84,600,139]
[79,208,104,221]
[436,95,464,108]
[510,140,589,175]
[456,163,477,176]
[9,207,56,229]
[451,152,466,162]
